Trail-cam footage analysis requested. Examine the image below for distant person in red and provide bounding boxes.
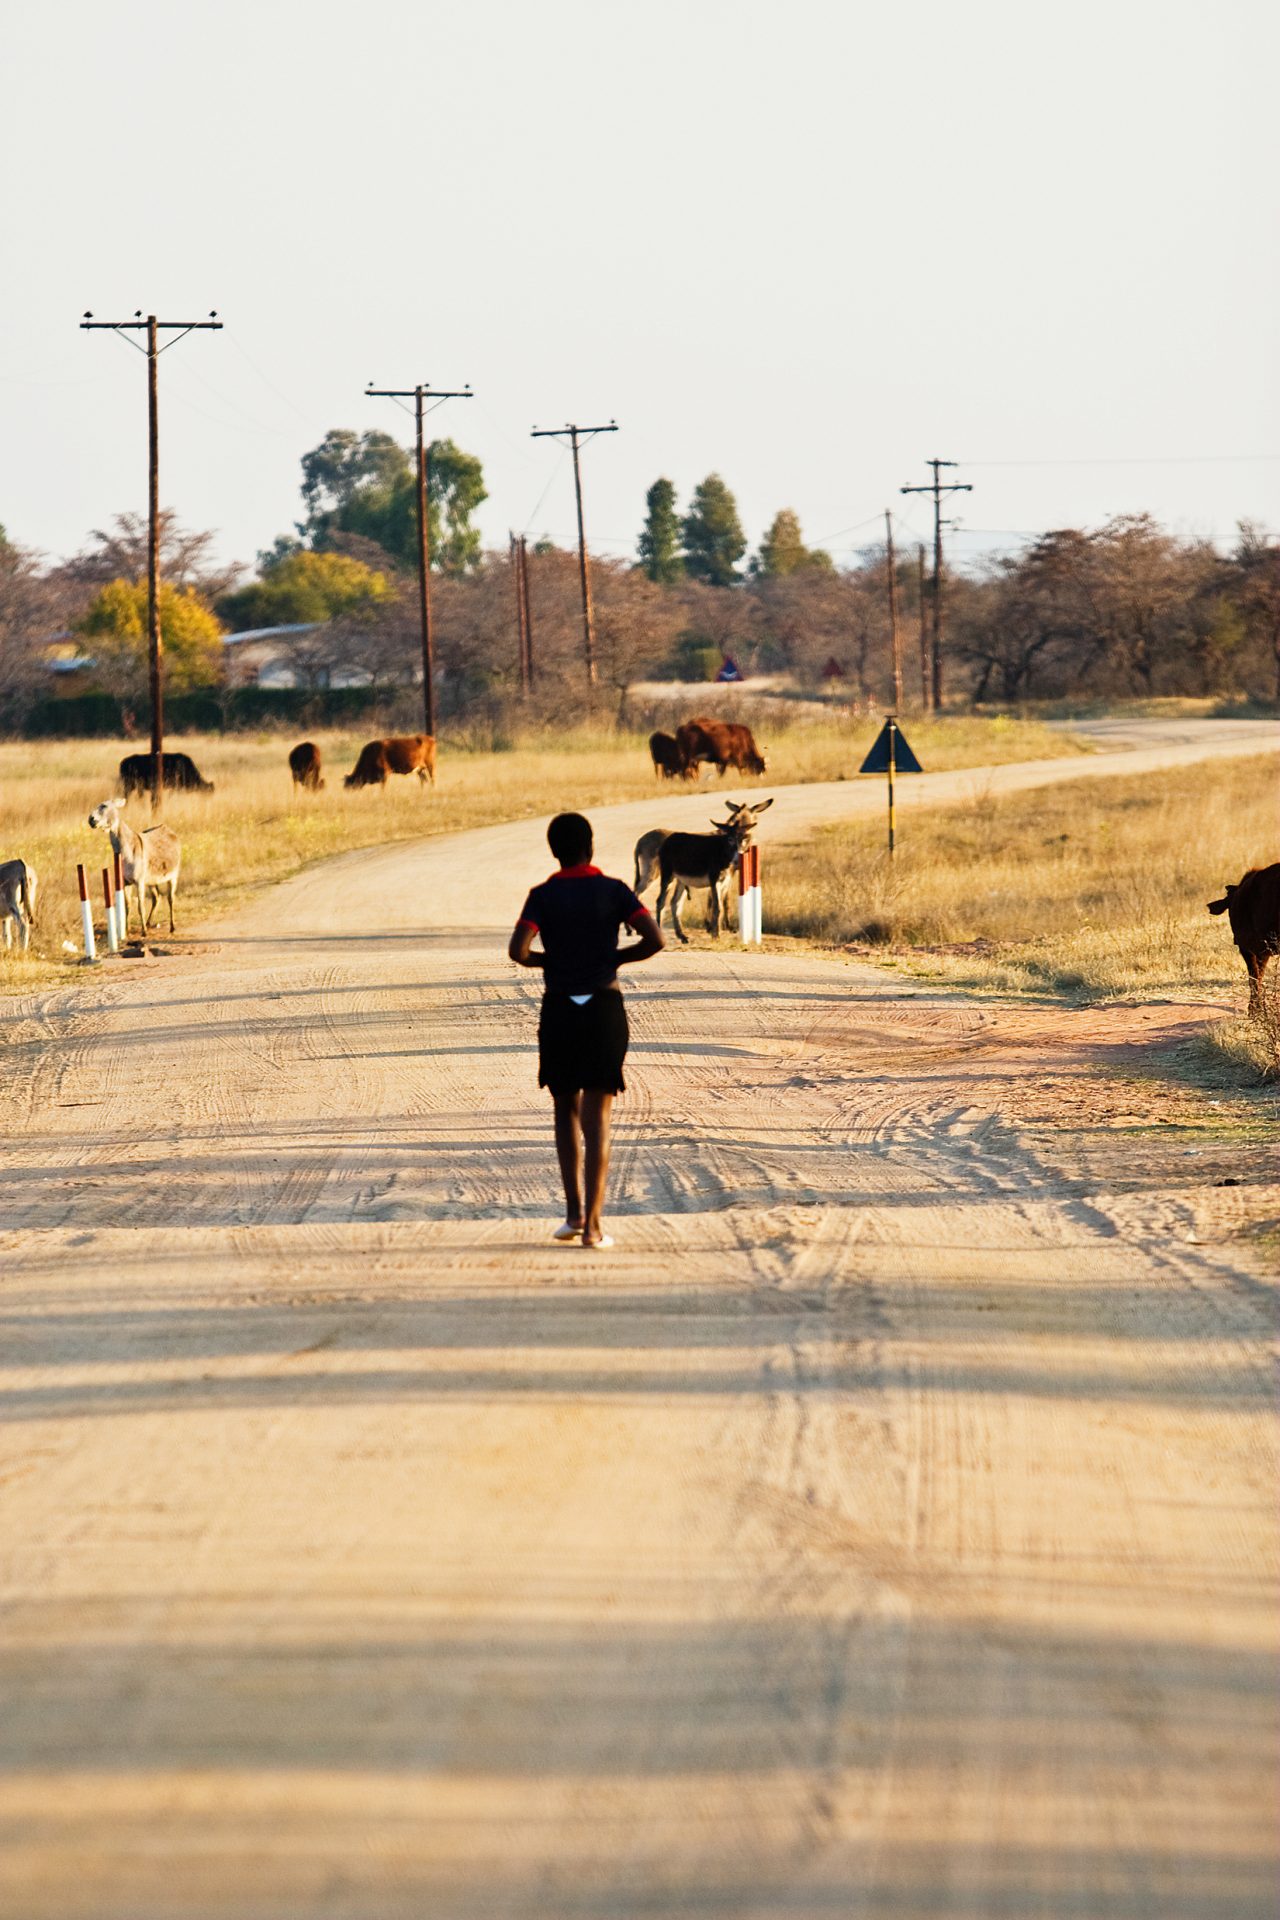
[508,812,664,1248]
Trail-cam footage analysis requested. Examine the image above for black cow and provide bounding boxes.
[1208,864,1280,1013]
[118,751,214,798]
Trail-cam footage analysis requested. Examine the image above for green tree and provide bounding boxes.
[637,477,684,583]
[300,429,410,540]
[217,550,390,632]
[293,429,487,573]
[80,578,224,695]
[681,473,746,587]
[753,508,833,577]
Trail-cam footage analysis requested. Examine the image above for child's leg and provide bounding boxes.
[580,1090,614,1243]
[552,1091,584,1225]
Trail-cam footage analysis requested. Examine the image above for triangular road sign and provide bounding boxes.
[859,720,923,775]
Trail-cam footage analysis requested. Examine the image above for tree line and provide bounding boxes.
[1,430,1278,732]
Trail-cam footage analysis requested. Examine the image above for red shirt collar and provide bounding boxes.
[551,863,601,880]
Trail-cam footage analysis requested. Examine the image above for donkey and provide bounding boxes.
[88,801,181,936]
[0,858,37,951]
[654,798,773,942]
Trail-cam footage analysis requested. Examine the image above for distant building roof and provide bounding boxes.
[222,623,322,646]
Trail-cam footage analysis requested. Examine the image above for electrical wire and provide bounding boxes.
[963,453,1279,468]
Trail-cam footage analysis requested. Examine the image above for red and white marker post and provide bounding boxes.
[76,864,97,963]
[102,868,119,955]
[738,844,762,946]
[113,849,127,946]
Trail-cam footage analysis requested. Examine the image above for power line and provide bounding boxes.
[81,309,223,813]
[530,420,617,686]
[901,458,971,712]
[963,453,1279,468]
[367,380,472,740]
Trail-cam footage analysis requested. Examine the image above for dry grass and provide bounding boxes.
[767,753,1277,1029]
[0,712,1077,991]
[1186,991,1280,1085]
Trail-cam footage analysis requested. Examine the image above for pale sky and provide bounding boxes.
[4,0,1277,580]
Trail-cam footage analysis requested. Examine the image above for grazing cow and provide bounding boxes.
[88,801,181,935]
[289,740,325,791]
[119,751,214,798]
[0,858,37,951]
[648,731,691,780]
[676,716,767,778]
[344,733,437,790]
[1208,864,1280,1013]
[655,798,774,942]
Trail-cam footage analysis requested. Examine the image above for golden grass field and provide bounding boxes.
[0,712,1078,988]
[766,751,1279,1079]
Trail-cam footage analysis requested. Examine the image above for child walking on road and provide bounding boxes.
[508,812,664,1248]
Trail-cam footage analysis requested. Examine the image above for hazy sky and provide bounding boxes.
[5,0,1277,580]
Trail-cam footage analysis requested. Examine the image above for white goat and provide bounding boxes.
[0,858,37,951]
[87,801,181,935]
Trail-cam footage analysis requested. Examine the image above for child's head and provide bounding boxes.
[547,812,593,867]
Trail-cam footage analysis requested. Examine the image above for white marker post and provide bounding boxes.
[739,844,762,946]
[76,864,97,963]
[113,849,127,946]
[102,869,119,955]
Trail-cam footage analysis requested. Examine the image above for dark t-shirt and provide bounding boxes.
[518,864,648,996]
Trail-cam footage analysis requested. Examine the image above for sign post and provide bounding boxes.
[858,717,923,857]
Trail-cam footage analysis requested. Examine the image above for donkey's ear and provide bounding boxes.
[751,796,775,814]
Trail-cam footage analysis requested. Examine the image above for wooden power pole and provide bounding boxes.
[519,536,535,690]
[80,309,223,811]
[917,544,931,711]
[511,533,530,696]
[885,509,903,711]
[900,458,972,712]
[530,420,617,686]
[367,380,472,739]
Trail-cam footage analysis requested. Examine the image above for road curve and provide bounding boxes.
[0,719,1276,1919]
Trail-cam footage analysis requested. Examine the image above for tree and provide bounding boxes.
[0,533,73,729]
[753,508,832,577]
[217,550,390,632]
[681,474,746,586]
[65,511,240,602]
[294,429,487,573]
[1232,521,1280,699]
[79,579,224,698]
[300,429,410,540]
[637,478,684,583]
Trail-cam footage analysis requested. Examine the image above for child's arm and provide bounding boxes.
[507,920,545,968]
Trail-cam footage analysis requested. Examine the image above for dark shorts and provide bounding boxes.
[538,989,629,1097]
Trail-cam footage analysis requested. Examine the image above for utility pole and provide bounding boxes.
[367,380,472,739]
[81,310,222,812]
[530,420,617,686]
[510,533,530,696]
[900,458,971,712]
[917,544,931,711]
[885,509,903,711]
[519,536,535,690]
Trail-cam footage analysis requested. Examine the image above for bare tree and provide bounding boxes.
[63,511,242,603]
[0,537,74,729]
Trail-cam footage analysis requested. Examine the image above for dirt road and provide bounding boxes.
[1,722,1277,1918]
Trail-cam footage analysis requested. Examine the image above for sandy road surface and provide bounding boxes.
[1,722,1277,1918]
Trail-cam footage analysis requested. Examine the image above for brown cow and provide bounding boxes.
[648,730,691,780]
[288,741,324,791]
[344,733,437,790]
[1208,863,1280,1013]
[676,716,767,778]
